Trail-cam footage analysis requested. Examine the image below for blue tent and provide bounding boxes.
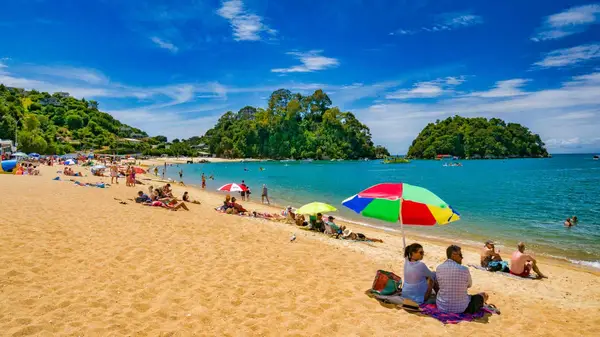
[29,153,40,158]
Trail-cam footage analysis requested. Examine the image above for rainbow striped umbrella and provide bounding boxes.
[342,183,460,249]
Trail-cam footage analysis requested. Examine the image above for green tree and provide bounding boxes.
[18,130,48,153]
[65,114,84,129]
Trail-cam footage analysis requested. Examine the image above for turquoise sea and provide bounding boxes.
[164,154,600,269]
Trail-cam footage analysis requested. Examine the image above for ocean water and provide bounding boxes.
[163,154,600,268]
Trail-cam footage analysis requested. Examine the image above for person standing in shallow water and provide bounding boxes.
[261,184,270,205]
[179,169,183,180]
[201,173,206,189]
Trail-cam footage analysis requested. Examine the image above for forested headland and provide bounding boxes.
[201,89,389,159]
[407,116,549,159]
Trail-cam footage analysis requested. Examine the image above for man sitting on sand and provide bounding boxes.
[325,216,345,235]
[510,242,547,278]
[437,245,489,314]
[480,240,502,268]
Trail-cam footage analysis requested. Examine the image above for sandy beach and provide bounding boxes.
[1,163,599,336]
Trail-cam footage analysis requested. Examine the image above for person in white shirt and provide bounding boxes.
[403,243,437,304]
[436,245,488,313]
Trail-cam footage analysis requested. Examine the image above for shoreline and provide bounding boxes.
[140,164,600,274]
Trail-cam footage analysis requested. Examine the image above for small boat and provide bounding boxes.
[382,156,410,164]
[594,155,599,160]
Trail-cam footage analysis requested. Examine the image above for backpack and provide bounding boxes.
[371,270,402,296]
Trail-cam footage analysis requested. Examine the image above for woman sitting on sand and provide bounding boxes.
[295,214,307,227]
[182,191,201,204]
[163,183,174,197]
[229,197,247,214]
[403,243,437,305]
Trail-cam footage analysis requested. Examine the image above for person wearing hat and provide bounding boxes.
[480,240,502,268]
[326,215,345,235]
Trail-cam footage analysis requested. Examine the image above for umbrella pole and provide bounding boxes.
[399,198,406,251]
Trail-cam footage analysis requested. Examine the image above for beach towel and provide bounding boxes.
[468,264,538,280]
[419,303,498,324]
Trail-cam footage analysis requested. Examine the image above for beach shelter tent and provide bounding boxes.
[29,153,40,158]
[342,183,460,250]
[13,152,28,158]
[64,159,76,165]
[0,159,17,173]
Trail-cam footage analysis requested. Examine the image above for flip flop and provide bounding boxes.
[484,303,501,315]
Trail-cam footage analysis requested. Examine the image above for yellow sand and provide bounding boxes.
[1,165,599,336]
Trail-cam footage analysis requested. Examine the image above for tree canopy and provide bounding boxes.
[407,116,549,159]
[201,89,389,159]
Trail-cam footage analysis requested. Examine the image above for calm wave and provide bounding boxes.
[164,154,600,268]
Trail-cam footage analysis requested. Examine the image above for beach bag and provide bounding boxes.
[371,270,402,295]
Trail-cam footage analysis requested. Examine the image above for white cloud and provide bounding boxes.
[150,36,179,53]
[217,0,276,41]
[534,44,600,68]
[357,72,600,153]
[271,50,339,73]
[24,65,109,85]
[386,77,465,99]
[468,79,529,98]
[532,4,600,41]
[390,12,482,36]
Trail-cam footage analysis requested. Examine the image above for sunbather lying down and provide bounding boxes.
[144,199,189,211]
[251,211,285,220]
[341,229,383,243]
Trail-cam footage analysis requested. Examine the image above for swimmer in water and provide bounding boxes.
[564,218,573,227]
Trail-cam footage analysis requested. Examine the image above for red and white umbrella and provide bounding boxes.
[217,183,248,192]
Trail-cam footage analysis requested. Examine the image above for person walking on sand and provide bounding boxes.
[261,184,270,204]
[436,245,489,314]
[510,242,547,279]
[110,162,119,184]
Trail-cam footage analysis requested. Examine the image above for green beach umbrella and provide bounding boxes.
[296,202,337,215]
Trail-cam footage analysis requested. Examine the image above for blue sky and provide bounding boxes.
[1,0,599,154]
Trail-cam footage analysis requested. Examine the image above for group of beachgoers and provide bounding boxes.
[108,162,140,186]
[400,240,546,314]
[62,166,82,177]
[133,183,201,211]
[14,163,40,176]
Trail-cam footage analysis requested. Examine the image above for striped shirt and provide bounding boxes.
[436,259,472,313]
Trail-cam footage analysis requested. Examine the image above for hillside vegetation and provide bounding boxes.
[407,116,549,159]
